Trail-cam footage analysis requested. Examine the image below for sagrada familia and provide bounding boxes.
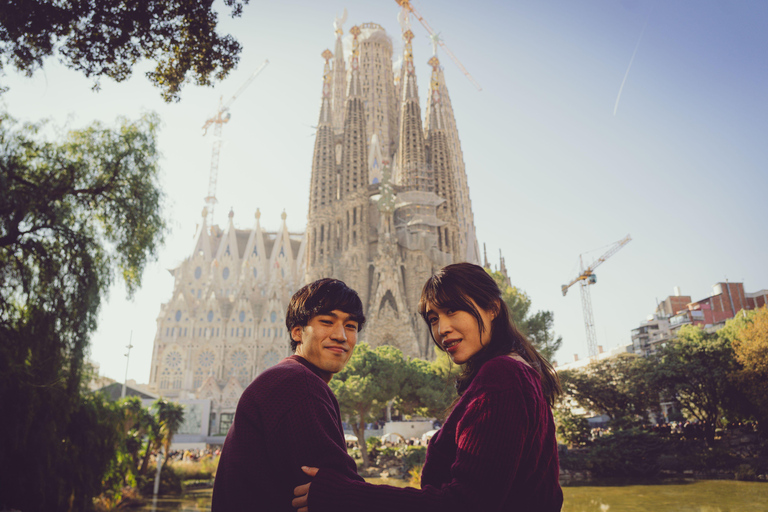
[147,11,482,434]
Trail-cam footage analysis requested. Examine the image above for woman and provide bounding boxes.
[292,262,563,512]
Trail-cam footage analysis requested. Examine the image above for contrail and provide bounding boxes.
[613,12,651,116]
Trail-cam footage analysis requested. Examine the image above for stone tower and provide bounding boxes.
[305,16,479,359]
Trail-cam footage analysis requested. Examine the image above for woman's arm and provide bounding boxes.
[294,388,530,512]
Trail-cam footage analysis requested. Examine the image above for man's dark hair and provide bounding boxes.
[286,278,366,351]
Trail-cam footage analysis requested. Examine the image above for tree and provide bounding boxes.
[728,308,768,427]
[154,399,186,470]
[330,344,405,468]
[559,353,656,429]
[0,111,166,511]
[488,270,562,362]
[395,356,455,420]
[649,325,742,446]
[0,0,250,101]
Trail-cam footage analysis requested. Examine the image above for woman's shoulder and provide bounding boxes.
[472,355,540,392]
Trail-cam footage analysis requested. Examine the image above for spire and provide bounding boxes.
[339,25,368,197]
[347,25,362,98]
[425,54,458,257]
[308,50,338,215]
[395,27,429,192]
[194,207,214,261]
[426,47,480,264]
[331,11,347,131]
[319,49,333,126]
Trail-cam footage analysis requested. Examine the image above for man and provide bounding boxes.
[211,278,366,511]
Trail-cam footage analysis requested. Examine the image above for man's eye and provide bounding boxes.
[320,320,332,325]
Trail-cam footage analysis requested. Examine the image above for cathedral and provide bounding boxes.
[147,10,479,436]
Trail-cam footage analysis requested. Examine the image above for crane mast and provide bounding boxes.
[562,234,632,360]
[202,59,269,223]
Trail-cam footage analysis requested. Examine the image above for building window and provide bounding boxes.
[219,413,234,435]
[171,369,182,389]
[159,368,171,390]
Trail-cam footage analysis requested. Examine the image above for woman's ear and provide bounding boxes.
[491,299,502,320]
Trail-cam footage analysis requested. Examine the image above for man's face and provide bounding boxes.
[291,310,359,377]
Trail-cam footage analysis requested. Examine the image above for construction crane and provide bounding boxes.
[202,59,269,223]
[395,0,482,91]
[562,234,632,360]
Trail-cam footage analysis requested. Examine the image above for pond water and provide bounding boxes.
[138,481,768,511]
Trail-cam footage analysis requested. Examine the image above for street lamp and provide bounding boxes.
[121,331,134,399]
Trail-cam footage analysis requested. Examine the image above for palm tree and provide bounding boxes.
[155,399,185,470]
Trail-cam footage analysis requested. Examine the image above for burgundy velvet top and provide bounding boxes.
[308,356,563,512]
[211,355,363,511]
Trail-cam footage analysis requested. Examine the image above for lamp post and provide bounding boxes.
[121,331,134,399]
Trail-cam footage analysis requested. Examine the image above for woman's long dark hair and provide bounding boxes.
[418,262,562,406]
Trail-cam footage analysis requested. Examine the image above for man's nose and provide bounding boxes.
[331,322,347,342]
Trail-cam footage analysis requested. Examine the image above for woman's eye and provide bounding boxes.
[428,316,438,324]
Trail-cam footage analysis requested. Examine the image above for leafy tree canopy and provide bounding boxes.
[0,0,250,101]
[728,308,768,426]
[0,111,166,510]
[559,353,656,429]
[649,324,742,446]
[488,269,563,362]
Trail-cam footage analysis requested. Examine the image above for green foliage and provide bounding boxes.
[488,270,562,362]
[586,429,666,478]
[169,456,219,481]
[331,343,405,467]
[401,445,427,472]
[728,308,768,427]
[332,344,452,467]
[394,356,455,418]
[0,111,166,511]
[554,405,592,447]
[153,399,186,470]
[408,464,423,487]
[137,465,182,496]
[559,353,656,428]
[649,325,743,446]
[0,0,250,101]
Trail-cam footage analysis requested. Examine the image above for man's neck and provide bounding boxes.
[290,354,333,383]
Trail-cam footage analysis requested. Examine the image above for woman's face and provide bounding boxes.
[425,299,495,364]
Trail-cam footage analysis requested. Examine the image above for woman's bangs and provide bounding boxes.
[420,274,475,317]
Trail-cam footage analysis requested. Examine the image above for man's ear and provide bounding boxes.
[291,325,304,343]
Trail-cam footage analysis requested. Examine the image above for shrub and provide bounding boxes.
[401,446,427,472]
[138,465,182,495]
[558,448,591,472]
[408,464,423,487]
[170,456,219,481]
[587,428,666,478]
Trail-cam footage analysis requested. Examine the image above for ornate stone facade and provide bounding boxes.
[147,209,305,434]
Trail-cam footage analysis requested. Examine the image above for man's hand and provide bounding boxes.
[292,466,319,512]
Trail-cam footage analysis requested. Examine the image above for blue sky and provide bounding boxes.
[3,0,766,381]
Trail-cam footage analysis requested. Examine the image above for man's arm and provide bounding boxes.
[265,376,363,487]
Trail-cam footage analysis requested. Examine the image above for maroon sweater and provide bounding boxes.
[211,355,363,511]
[308,356,563,512]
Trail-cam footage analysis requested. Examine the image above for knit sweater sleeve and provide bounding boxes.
[307,387,528,512]
[265,372,363,485]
